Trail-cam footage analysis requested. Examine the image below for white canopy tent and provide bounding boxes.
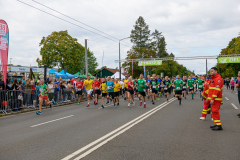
[111,72,125,79]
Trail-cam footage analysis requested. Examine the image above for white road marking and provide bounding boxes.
[98,104,114,109]
[231,103,238,109]
[31,115,74,127]
[62,98,176,160]
[225,97,229,100]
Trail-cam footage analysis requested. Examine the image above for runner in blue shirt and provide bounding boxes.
[106,76,116,107]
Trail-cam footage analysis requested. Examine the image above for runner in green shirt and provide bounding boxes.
[182,76,187,99]
[137,74,147,108]
[36,79,54,115]
[162,76,171,102]
[150,74,160,104]
[197,75,204,97]
[187,75,195,99]
[174,75,183,105]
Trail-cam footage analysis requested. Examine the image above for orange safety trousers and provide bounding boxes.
[211,101,222,126]
[202,99,212,118]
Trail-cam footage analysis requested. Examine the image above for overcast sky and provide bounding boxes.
[1,0,240,74]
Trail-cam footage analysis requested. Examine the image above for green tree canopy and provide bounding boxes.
[36,30,98,74]
[130,16,151,48]
[217,35,240,78]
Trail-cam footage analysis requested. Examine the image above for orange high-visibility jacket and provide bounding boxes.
[201,81,209,100]
[207,73,223,102]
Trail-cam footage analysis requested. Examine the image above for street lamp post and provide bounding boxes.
[119,37,130,79]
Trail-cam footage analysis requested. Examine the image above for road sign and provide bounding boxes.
[138,60,162,66]
[218,56,240,64]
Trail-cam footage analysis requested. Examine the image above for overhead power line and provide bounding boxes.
[16,0,132,48]
[31,0,132,46]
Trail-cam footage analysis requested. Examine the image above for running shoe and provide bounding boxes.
[144,104,146,108]
[50,103,52,108]
[86,104,90,107]
[124,97,126,100]
[113,104,116,108]
[133,101,135,106]
[96,102,98,105]
[140,102,142,106]
[77,102,80,104]
[167,99,169,102]
[179,101,181,105]
[94,101,96,105]
[52,99,55,105]
[106,101,109,104]
[152,101,155,104]
[36,111,41,115]
[101,105,104,108]
[128,103,130,107]
[148,96,150,99]
[200,117,206,120]
[110,99,112,103]
[158,98,160,100]
[117,102,119,106]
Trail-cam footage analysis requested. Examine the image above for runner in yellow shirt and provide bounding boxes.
[84,75,94,107]
[114,78,122,106]
[124,75,129,100]
[101,77,108,108]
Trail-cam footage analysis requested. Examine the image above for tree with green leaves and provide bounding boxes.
[130,16,151,48]
[151,29,168,58]
[36,30,98,74]
[217,35,240,78]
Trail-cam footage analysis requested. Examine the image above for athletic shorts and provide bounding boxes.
[128,90,134,95]
[76,90,82,95]
[152,89,158,94]
[164,88,170,93]
[139,91,146,97]
[86,89,93,95]
[102,93,107,97]
[124,88,128,92]
[108,92,115,99]
[40,96,48,100]
[115,91,120,97]
[182,87,187,91]
[175,90,182,95]
[95,90,101,95]
[189,87,194,92]
[231,86,234,90]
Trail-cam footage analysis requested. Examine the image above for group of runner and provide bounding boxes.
[36,73,205,115]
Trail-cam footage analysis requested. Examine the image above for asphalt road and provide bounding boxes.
[0,87,240,160]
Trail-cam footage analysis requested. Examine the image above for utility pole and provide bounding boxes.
[206,59,207,76]
[85,39,88,77]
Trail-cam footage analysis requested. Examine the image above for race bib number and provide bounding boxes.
[90,89,93,92]
[177,87,180,90]
[199,85,202,88]
[143,89,146,92]
[183,86,186,89]
[164,88,168,90]
[150,89,152,92]
[190,87,193,89]
[77,89,81,91]
[172,85,174,87]
[153,85,156,88]
[95,87,99,89]
[108,86,111,89]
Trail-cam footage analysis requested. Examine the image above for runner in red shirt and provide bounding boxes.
[127,76,134,107]
[75,78,83,104]
[93,77,101,105]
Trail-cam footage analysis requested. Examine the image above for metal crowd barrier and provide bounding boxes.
[0,88,87,114]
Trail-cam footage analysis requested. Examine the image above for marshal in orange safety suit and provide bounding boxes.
[201,80,212,118]
[207,73,223,126]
